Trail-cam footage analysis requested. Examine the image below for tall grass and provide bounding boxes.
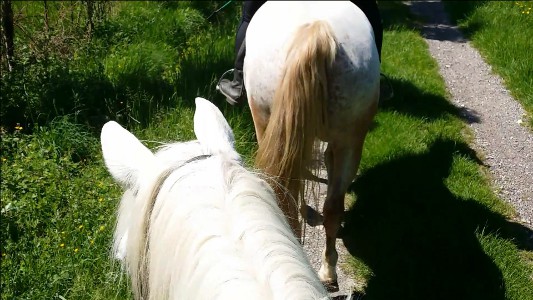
[1,117,129,299]
[1,2,240,298]
[443,1,533,127]
[0,1,238,130]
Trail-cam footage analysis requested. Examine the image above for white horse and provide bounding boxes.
[100,98,328,300]
[244,1,380,287]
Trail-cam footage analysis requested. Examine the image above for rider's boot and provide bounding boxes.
[217,69,245,105]
[217,40,246,105]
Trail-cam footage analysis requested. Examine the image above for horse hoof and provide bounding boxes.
[303,205,323,227]
[336,224,346,239]
[322,279,339,293]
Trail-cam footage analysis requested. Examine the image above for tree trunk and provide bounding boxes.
[43,0,49,35]
[86,0,94,38]
[1,0,15,72]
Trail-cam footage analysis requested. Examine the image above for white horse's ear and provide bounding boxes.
[193,97,239,159]
[101,121,156,188]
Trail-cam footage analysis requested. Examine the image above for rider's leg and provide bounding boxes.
[217,1,266,105]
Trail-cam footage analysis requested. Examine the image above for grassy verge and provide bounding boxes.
[341,2,533,299]
[443,1,533,128]
[1,2,240,299]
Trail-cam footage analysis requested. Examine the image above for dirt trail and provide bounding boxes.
[302,1,532,298]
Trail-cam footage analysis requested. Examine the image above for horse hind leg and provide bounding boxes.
[318,141,352,288]
[318,101,378,288]
[248,96,269,143]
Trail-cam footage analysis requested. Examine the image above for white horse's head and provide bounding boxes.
[101,97,240,189]
[101,97,240,261]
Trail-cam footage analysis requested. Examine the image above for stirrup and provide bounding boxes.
[215,68,235,92]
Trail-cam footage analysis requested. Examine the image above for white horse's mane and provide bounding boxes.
[102,98,328,300]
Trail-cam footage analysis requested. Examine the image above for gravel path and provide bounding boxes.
[302,1,533,298]
[406,0,533,229]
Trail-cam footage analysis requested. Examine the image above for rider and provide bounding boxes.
[217,1,387,105]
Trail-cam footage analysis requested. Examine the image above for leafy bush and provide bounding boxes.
[1,1,236,130]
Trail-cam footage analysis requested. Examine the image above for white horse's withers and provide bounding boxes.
[244,2,380,287]
[101,98,328,300]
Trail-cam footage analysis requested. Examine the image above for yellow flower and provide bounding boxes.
[74,248,79,253]
[90,240,95,245]
[1,158,6,162]
[98,198,103,202]
[99,225,105,231]
[14,125,23,131]
[61,231,66,235]
[78,225,83,229]
[60,243,65,247]
[2,252,6,257]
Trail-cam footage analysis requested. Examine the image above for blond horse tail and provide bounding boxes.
[255,20,337,235]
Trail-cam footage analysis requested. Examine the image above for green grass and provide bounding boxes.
[2,1,532,299]
[1,1,239,299]
[340,3,533,299]
[443,1,533,128]
[1,118,130,299]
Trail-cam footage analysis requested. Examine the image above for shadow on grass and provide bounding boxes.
[342,138,532,300]
[379,1,420,31]
[379,77,480,124]
[379,1,482,43]
[441,0,489,38]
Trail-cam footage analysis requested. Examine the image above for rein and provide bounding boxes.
[206,0,234,20]
[139,153,213,297]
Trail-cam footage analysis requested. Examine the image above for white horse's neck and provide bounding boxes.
[127,151,327,299]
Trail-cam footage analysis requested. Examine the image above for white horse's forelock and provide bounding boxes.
[113,139,328,299]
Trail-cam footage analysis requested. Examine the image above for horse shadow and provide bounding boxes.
[377,76,481,126]
[341,138,533,300]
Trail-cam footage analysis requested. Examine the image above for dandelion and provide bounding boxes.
[98,198,103,202]
[99,225,105,231]
[90,240,95,245]
[74,248,79,253]
[60,243,65,248]
[14,125,23,131]
[78,225,83,229]
[61,231,66,235]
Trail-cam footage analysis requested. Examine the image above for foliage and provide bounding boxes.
[0,1,237,130]
[1,1,239,298]
[0,118,129,299]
